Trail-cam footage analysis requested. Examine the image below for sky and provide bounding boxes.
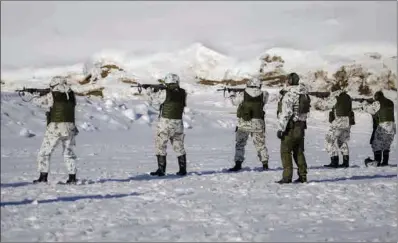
[1,1,397,70]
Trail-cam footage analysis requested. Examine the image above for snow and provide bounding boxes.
[1,89,397,242]
[1,1,397,241]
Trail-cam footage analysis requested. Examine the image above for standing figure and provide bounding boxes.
[227,77,270,172]
[276,73,310,183]
[363,91,396,166]
[323,86,355,168]
[146,73,188,176]
[33,76,79,184]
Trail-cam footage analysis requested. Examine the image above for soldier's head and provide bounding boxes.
[163,73,180,89]
[286,73,300,86]
[50,76,68,90]
[246,77,262,89]
[330,83,341,93]
[374,90,384,101]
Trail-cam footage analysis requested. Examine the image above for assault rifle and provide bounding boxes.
[279,89,331,99]
[217,87,245,98]
[352,97,375,103]
[15,87,51,102]
[131,83,166,94]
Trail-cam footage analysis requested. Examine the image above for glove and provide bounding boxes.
[277,130,284,139]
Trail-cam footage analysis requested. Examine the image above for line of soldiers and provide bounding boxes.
[28,73,396,184]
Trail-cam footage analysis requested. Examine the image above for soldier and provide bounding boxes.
[145,73,188,176]
[276,73,310,184]
[32,76,79,184]
[227,77,270,172]
[323,85,354,168]
[362,91,396,166]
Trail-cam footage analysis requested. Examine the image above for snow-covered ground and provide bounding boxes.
[1,89,397,242]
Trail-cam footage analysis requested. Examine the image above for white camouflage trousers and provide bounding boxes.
[325,117,351,157]
[234,129,269,163]
[372,124,396,152]
[37,122,78,174]
[155,118,186,156]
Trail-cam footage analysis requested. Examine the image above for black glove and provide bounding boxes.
[277,130,284,139]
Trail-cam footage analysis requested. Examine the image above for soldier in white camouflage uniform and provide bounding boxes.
[226,77,270,171]
[323,86,354,168]
[32,76,79,184]
[276,73,311,183]
[362,91,396,167]
[145,73,188,176]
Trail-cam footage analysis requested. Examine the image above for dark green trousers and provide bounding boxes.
[280,122,307,180]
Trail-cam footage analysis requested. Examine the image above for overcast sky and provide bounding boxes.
[1,1,396,69]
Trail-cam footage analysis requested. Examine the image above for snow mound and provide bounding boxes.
[19,128,35,138]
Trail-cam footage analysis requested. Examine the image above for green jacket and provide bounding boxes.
[160,88,186,119]
[48,91,76,123]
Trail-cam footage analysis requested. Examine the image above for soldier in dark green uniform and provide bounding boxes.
[276,73,311,184]
[146,73,188,176]
[32,76,79,184]
[363,91,396,166]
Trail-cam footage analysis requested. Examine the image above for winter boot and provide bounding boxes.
[228,161,242,172]
[339,155,349,168]
[176,154,187,176]
[33,172,48,183]
[324,156,339,168]
[66,174,77,184]
[374,150,382,167]
[294,176,307,183]
[150,155,166,176]
[380,150,389,166]
[276,178,292,184]
[262,161,269,171]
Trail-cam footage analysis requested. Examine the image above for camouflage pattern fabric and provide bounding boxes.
[363,101,397,152]
[37,123,78,173]
[234,130,269,163]
[146,89,186,156]
[229,88,269,133]
[277,83,309,132]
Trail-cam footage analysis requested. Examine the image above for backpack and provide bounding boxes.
[298,94,311,114]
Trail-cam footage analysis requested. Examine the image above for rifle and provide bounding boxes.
[352,97,375,103]
[15,87,51,102]
[131,83,166,94]
[217,87,245,98]
[308,92,331,99]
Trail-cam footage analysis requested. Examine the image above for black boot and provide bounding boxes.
[276,178,292,184]
[66,174,77,184]
[262,161,269,171]
[228,161,242,172]
[150,155,166,176]
[381,150,389,166]
[176,154,187,176]
[324,156,339,168]
[33,172,48,183]
[374,150,382,167]
[339,155,349,168]
[294,176,307,183]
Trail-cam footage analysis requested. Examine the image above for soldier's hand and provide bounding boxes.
[277,130,284,139]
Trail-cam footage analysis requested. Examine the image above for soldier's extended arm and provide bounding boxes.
[277,92,294,132]
[362,101,380,115]
[146,89,167,110]
[229,91,244,106]
[32,92,53,109]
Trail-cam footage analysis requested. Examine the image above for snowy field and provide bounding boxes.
[1,1,397,242]
[1,89,397,242]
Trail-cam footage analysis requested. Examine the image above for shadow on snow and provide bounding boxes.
[0,192,141,207]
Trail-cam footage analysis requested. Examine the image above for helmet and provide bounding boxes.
[246,77,262,88]
[287,72,300,86]
[163,73,180,85]
[374,90,384,101]
[50,76,68,88]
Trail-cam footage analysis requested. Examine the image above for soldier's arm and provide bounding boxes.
[229,92,244,106]
[363,101,380,115]
[277,92,294,132]
[146,89,167,110]
[32,93,53,109]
